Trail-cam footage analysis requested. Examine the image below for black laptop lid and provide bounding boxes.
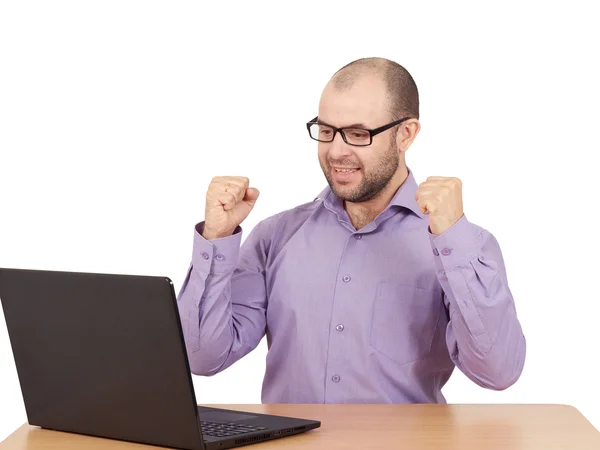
[0,268,204,450]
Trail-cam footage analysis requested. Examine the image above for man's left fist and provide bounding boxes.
[415,176,464,235]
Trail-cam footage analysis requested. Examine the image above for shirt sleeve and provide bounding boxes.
[176,219,270,376]
[429,214,526,390]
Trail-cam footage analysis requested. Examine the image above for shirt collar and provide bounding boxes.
[315,166,426,220]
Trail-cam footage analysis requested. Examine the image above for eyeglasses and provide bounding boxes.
[306,116,412,146]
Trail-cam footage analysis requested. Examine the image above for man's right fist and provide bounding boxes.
[202,176,260,240]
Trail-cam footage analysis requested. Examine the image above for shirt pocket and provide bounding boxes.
[369,281,442,366]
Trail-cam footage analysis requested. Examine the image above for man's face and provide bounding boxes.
[317,74,400,203]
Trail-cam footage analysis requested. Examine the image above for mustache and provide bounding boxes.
[327,159,362,168]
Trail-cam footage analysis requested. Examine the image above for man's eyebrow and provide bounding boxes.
[346,122,369,128]
[317,118,369,129]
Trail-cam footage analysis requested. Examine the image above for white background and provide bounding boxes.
[1,0,599,442]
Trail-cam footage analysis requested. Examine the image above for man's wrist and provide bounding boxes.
[202,228,234,241]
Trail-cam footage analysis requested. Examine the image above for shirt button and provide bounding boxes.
[215,253,225,261]
[354,234,362,240]
[441,248,452,256]
[201,252,210,260]
[432,248,439,256]
[342,275,351,283]
[331,375,340,383]
[335,324,344,331]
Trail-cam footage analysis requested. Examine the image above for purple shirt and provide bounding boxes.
[176,167,526,403]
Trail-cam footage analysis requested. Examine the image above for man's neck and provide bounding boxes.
[343,166,409,230]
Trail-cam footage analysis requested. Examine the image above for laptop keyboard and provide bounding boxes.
[200,420,268,438]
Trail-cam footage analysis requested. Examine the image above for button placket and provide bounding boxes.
[325,234,358,401]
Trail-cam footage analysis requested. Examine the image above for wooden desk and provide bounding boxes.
[1,404,599,449]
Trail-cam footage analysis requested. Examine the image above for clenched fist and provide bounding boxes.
[202,176,260,241]
[414,176,464,235]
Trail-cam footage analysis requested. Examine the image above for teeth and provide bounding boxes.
[335,168,358,173]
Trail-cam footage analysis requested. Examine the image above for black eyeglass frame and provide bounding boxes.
[306,116,412,146]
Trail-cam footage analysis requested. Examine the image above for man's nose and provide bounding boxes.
[328,131,353,158]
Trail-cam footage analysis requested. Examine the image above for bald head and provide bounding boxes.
[330,57,419,121]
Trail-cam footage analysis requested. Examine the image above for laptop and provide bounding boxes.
[0,267,320,450]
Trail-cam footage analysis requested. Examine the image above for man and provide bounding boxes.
[176,57,526,404]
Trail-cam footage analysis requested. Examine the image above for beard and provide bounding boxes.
[320,135,399,203]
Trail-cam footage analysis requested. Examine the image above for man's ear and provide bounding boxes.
[396,119,421,152]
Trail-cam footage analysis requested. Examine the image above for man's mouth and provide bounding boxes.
[333,167,360,173]
[331,167,361,182]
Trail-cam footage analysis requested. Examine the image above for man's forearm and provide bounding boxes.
[431,216,526,389]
